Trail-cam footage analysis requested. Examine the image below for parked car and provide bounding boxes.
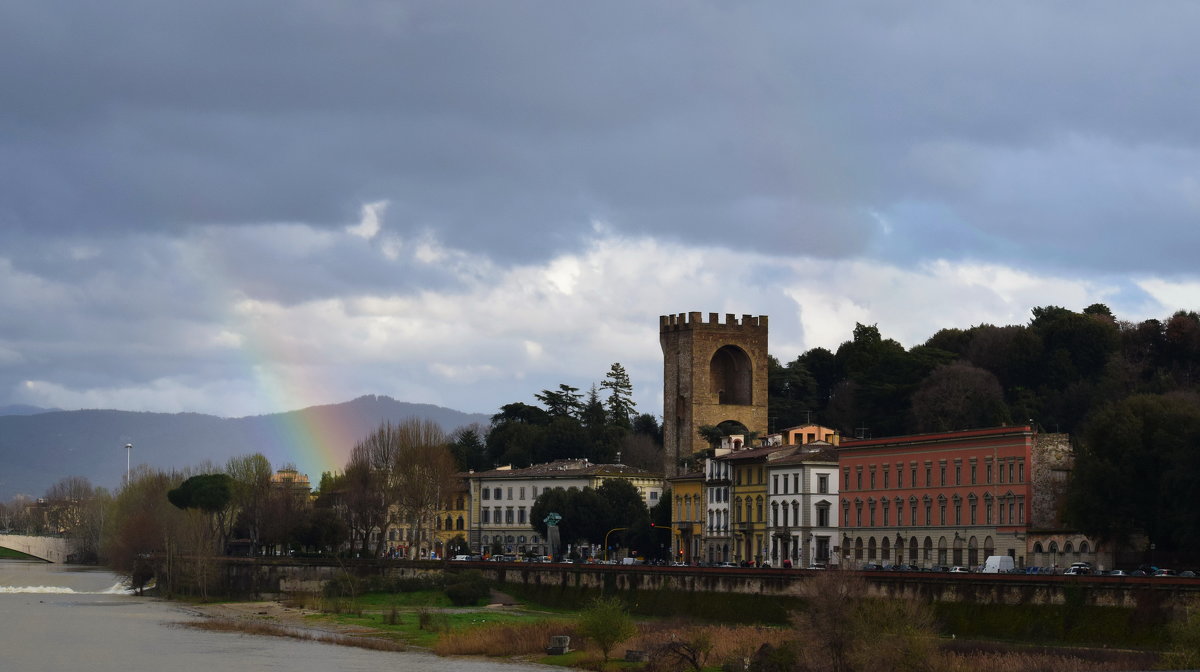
[1064,565,1090,576]
[949,566,971,573]
[862,563,885,571]
[1180,570,1196,578]
[1106,569,1129,577]
[1154,568,1178,577]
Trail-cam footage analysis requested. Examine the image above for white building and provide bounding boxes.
[465,459,662,557]
[765,442,839,567]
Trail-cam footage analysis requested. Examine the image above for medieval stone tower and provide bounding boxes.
[660,312,769,476]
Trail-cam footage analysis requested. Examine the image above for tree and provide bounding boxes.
[449,424,489,472]
[910,362,1010,432]
[602,362,636,429]
[1066,392,1200,555]
[167,473,234,553]
[535,384,584,418]
[578,596,636,663]
[225,453,272,555]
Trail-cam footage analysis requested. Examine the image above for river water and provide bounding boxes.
[0,559,554,672]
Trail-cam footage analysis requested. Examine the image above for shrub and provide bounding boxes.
[444,570,490,606]
[578,596,636,663]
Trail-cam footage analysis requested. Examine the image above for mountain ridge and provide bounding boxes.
[0,395,490,500]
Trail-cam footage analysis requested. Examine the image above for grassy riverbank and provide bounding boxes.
[184,582,1171,672]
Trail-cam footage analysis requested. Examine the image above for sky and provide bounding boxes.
[3,1,1199,420]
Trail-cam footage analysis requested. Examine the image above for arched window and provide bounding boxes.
[710,345,753,405]
[456,516,464,530]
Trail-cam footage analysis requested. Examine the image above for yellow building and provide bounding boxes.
[666,471,705,563]
[725,446,774,565]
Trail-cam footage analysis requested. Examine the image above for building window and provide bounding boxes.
[844,468,850,490]
[482,488,490,501]
[939,502,947,526]
[756,497,763,522]
[1009,461,1015,483]
[772,502,779,526]
[869,502,876,527]
[883,468,890,489]
[1018,461,1025,483]
[817,505,829,527]
[772,475,779,494]
[507,487,513,500]
[986,462,993,484]
[970,503,977,525]
[1018,500,1025,524]
[482,509,491,524]
[910,502,917,525]
[818,474,828,494]
[493,488,502,500]
[954,500,961,526]
[505,508,513,524]
[911,465,917,486]
[939,463,947,486]
[924,502,932,525]
[794,473,799,492]
[870,468,876,489]
[518,508,526,524]
[857,469,863,489]
[985,499,993,524]
[970,462,977,485]
[925,464,932,487]
[954,462,961,485]
[896,465,903,488]
[519,487,526,500]
[882,504,890,527]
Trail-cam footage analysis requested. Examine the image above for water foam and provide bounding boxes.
[0,581,133,595]
[0,585,79,594]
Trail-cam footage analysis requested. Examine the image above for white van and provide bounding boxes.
[982,555,1015,574]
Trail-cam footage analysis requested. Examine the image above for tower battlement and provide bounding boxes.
[659,311,769,477]
[660,312,768,332]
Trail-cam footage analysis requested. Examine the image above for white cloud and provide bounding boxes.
[1136,278,1200,314]
[346,200,387,240]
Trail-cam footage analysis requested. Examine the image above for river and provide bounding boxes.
[0,559,555,672]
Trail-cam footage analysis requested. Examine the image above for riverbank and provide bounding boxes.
[179,592,1168,672]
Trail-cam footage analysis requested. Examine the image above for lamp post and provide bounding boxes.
[604,527,627,562]
[125,443,132,485]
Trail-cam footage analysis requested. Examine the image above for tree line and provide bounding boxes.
[770,304,1200,561]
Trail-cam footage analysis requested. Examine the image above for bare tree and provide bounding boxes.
[225,453,273,554]
[347,419,454,558]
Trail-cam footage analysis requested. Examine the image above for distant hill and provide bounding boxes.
[0,395,490,500]
[0,404,58,416]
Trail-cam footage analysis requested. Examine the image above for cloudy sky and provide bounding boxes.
[3,2,1199,420]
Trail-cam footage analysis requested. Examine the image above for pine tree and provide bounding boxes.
[602,362,636,429]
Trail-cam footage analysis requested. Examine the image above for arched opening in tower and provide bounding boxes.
[709,345,752,405]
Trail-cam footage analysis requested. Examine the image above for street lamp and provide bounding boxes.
[604,527,628,562]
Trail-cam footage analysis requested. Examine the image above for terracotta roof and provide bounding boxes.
[768,447,839,466]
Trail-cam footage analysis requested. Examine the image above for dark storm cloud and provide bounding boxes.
[4,1,1200,274]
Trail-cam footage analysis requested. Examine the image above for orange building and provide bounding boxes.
[838,426,1039,569]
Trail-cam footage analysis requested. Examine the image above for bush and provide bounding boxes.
[444,570,491,606]
[578,596,636,663]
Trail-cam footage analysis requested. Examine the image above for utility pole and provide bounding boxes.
[125,443,132,485]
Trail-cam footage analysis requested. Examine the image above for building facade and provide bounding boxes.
[837,426,1091,569]
[766,444,839,568]
[466,459,663,557]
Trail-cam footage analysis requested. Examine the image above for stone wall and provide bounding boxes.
[660,312,769,476]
